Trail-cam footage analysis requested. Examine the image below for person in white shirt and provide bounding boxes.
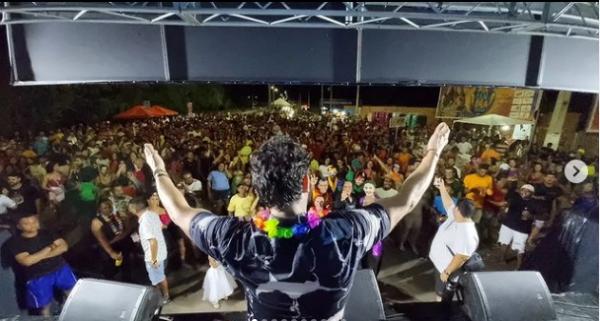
[456,137,473,156]
[375,177,399,199]
[429,177,479,302]
[182,172,202,195]
[128,197,170,303]
[0,187,17,216]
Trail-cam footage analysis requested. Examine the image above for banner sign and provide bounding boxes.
[436,86,539,120]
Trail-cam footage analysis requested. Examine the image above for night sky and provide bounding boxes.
[223,84,440,107]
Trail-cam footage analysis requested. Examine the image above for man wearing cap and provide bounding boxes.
[498,183,539,269]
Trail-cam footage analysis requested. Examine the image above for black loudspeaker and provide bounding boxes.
[460,271,557,321]
[345,269,386,321]
[59,279,162,321]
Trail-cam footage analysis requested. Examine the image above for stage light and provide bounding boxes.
[501,125,511,131]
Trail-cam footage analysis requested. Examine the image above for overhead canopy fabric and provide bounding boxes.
[113,105,178,119]
[272,98,292,108]
[453,114,534,126]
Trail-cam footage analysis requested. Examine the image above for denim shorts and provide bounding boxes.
[144,261,166,286]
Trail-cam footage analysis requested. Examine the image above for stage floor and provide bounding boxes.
[1,242,597,321]
[163,240,508,315]
[5,293,597,321]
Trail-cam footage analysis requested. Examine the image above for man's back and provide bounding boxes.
[189,204,390,320]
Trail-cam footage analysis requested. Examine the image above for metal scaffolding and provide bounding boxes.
[0,2,598,39]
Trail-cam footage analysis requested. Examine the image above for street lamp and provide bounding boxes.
[247,95,258,108]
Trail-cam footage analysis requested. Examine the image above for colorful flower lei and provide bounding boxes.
[252,207,331,239]
[252,207,383,257]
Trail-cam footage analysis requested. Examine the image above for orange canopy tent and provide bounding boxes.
[113,105,179,120]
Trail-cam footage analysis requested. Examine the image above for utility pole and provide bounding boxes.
[267,84,271,107]
[320,85,324,109]
[355,85,360,116]
[329,86,333,109]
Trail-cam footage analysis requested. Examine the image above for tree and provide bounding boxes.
[0,83,232,136]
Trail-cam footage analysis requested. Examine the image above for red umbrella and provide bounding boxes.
[113,105,179,120]
[148,105,178,117]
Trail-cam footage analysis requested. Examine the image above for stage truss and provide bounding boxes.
[0,2,598,39]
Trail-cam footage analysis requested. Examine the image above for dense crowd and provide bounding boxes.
[0,110,598,315]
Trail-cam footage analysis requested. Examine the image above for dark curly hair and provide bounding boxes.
[250,135,309,209]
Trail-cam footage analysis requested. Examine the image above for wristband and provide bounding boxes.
[153,168,168,178]
[428,149,442,158]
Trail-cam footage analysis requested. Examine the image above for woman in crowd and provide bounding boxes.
[42,160,67,212]
[97,165,114,192]
[147,191,188,267]
[527,162,545,185]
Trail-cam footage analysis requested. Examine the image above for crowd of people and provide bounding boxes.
[0,110,597,315]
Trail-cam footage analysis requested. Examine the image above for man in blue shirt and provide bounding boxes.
[207,162,230,215]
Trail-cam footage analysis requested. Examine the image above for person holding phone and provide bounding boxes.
[429,177,479,302]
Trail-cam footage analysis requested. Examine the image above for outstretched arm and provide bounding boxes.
[433,177,456,219]
[373,155,390,175]
[144,144,207,239]
[376,123,449,230]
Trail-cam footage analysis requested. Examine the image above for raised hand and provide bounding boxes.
[341,190,350,201]
[433,177,444,190]
[427,123,451,155]
[143,144,166,173]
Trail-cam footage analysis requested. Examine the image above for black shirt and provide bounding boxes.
[7,184,40,221]
[502,188,538,234]
[533,184,562,221]
[333,191,356,210]
[182,158,198,178]
[190,204,390,321]
[8,230,65,281]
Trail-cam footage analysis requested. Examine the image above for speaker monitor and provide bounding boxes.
[59,279,162,321]
[460,271,557,321]
[345,269,386,321]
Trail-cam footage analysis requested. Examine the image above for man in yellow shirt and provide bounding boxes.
[463,164,493,224]
[480,143,501,164]
[227,184,256,220]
